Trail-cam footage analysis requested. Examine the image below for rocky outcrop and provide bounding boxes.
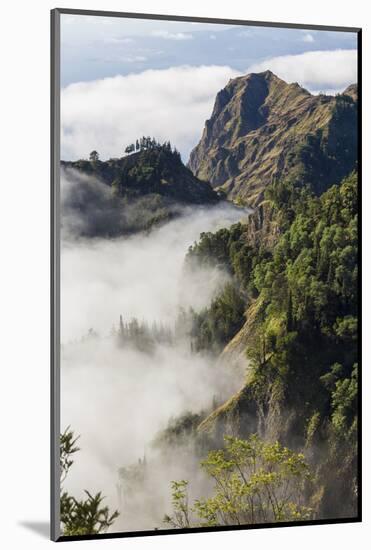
[343,83,358,101]
[188,71,357,207]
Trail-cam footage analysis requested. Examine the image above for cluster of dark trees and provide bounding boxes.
[88,138,181,161]
[190,283,245,353]
[124,136,179,156]
[115,315,173,352]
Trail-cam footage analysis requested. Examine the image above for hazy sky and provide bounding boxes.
[61,14,356,85]
[60,14,358,161]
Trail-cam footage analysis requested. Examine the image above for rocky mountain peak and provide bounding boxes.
[188,72,357,207]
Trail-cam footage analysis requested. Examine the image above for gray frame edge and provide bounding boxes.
[51,7,61,543]
[55,7,360,33]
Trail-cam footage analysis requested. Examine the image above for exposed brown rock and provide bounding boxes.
[188,71,357,207]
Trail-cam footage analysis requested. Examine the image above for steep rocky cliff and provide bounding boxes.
[188,71,357,206]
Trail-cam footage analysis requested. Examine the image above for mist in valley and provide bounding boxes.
[60,169,250,531]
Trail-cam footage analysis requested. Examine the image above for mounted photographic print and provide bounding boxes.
[51,8,361,541]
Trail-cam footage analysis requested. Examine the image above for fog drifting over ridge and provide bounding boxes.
[61,185,249,530]
[61,198,248,343]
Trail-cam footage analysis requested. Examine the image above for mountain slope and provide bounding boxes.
[187,170,358,518]
[62,144,219,205]
[61,144,219,238]
[188,71,357,206]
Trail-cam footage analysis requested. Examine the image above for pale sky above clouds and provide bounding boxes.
[61,15,357,85]
[60,14,358,161]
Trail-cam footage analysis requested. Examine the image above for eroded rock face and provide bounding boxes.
[189,71,357,207]
[343,83,358,101]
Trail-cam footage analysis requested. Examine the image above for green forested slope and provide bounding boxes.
[186,171,358,518]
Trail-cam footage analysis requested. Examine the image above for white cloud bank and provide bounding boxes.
[61,65,239,161]
[61,50,357,162]
[60,202,248,527]
[61,201,247,342]
[247,49,357,93]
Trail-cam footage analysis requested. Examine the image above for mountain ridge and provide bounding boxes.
[188,71,357,206]
[61,144,221,238]
[62,144,219,205]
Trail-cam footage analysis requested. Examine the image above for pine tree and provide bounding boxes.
[89,150,99,162]
[119,314,125,338]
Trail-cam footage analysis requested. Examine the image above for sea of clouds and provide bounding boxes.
[61,192,249,530]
